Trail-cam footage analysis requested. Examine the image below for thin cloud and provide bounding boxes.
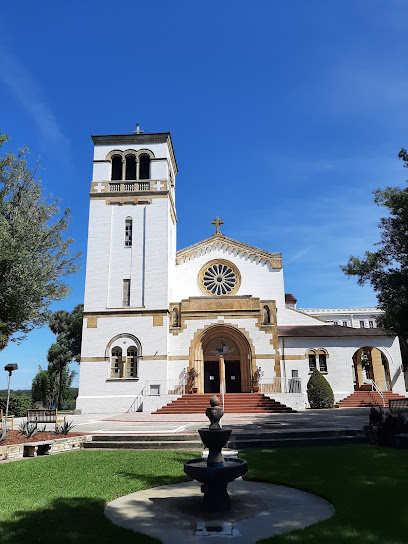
[285,246,315,265]
[0,45,73,170]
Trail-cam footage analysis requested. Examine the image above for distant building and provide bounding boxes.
[298,307,382,329]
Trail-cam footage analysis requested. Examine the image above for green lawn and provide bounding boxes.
[0,446,407,543]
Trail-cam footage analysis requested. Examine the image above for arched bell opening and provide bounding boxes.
[352,346,392,392]
[189,325,255,394]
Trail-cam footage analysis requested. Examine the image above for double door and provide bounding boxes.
[203,360,241,393]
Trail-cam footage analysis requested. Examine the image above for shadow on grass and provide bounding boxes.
[0,497,159,544]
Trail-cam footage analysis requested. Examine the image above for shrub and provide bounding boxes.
[307,369,335,409]
[55,420,75,435]
[0,395,31,417]
[18,420,39,438]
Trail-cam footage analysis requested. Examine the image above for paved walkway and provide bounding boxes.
[105,480,335,543]
[20,407,370,435]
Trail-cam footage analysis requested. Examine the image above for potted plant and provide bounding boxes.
[251,367,264,393]
[188,367,199,394]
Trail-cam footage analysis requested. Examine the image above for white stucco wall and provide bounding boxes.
[174,248,286,308]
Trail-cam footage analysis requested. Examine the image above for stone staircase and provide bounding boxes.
[152,393,296,414]
[335,391,406,408]
[83,428,364,451]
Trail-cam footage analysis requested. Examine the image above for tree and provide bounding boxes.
[0,133,80,349]
[341,148,408,364]
[47,304,83,409]
[31,364,75,409]
[307,370,335,409]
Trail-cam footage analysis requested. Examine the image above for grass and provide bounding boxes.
[0,450,192,543]
[0,446,407,543]
[242,445,408,544]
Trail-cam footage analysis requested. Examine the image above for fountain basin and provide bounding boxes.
[184,457,248,511]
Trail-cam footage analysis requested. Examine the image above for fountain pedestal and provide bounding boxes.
[183,395,248,511]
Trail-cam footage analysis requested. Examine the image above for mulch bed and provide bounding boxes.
[0,431,86,446]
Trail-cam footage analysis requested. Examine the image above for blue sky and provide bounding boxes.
[1,1,408,389]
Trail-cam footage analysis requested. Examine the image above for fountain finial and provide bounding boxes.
[206,395,223,430]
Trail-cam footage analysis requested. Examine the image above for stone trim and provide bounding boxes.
[188,323,258,393]
[177,233,282,269]
[84,310,168,317]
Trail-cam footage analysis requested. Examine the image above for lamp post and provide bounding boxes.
[2,364,18,439]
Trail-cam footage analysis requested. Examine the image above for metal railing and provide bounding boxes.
[127,384,148,413]
[259,377,302,394]
[126,379,186,412]
[365,379,386,407]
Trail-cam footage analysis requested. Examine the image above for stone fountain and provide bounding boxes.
[184,395,248,511]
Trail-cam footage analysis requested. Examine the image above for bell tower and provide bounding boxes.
[84,128,178,313]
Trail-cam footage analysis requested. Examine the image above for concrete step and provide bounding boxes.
[84,440,202,450]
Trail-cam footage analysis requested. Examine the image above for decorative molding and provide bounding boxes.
[91,132,178,174]
[198,259,241,297]
[177,233,282,269]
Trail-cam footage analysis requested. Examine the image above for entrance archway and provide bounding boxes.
[189,325,255,394]
[352,347,392,392]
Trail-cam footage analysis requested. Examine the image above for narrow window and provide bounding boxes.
[172,308,179,327]
[308,352,316,371]
[319,353,327,372]
[123,279,131,307]
[360,320,365,328]
[125,218,132,247]
[139,154,150,179]
[369,320,374,328]
[111,347,123,378]
[343,321,347,327]
[111,155,122,180]
[333,321,338,325]
[127,347,138,377]
[125,155,136,180]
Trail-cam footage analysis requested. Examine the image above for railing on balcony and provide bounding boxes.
[259,377,302,394]
[108,181,155,193]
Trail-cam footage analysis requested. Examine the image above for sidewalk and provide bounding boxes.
[35,407,370,436]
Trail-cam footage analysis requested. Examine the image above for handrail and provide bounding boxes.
[367,379,386,407]
[127,384,147,413]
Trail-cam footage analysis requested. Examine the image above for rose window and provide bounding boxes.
[202,263,238,296]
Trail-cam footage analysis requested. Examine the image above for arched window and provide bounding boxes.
[111,347,123,378]
[126,347,138,378]
[125,218,132,247]
[307,350,317,372]
[262,305,271,325]
[111,155,123,181]
[139,154,150,179]
[125,155,136,180]
[317,349,328,372]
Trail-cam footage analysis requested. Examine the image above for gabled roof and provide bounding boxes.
[176,233,282,269]
[278,325,394,337]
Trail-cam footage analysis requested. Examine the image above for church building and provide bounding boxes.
[77,129,406,413]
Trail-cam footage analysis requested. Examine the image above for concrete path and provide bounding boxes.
[13,407,370,435]
[105,480,335,543]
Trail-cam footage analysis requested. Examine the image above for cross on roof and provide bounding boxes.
[211,216,224,234]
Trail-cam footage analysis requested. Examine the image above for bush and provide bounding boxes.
[0,396,31,417]
[307,369,335,409]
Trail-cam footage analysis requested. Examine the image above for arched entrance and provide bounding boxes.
[352,347,392,392]
[189,325,255,394]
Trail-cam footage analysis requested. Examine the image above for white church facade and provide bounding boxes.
[76,130,406,414]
